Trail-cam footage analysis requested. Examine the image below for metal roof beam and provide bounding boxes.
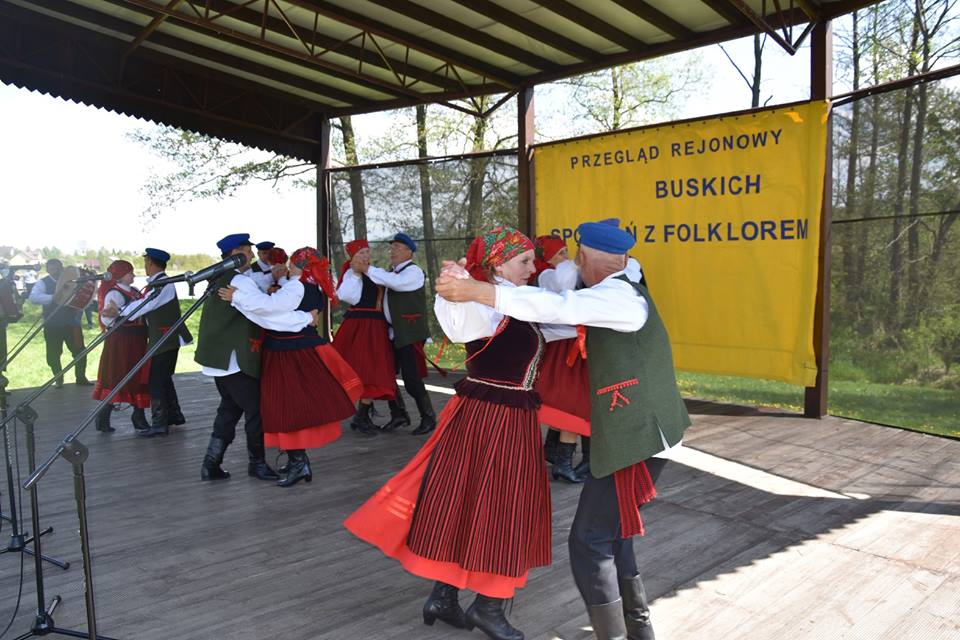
[610,0,695,40]
[528,0,650,52]
[363,0,560,71]
[194,0,464,92]
[447,0,598,61]
[724,0,815,54]
[289,0,522,89]
[123,0,182,59]
[698,0,752,26]
[118,0,421,99]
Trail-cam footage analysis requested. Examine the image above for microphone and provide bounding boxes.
[149,254,247,288]
[72,272,113,283]
[186,254,247,285]
[0,263,40,272]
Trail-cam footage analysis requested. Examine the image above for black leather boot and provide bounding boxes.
[543,429,560,464]
[200,436,231,481]
[422,581,467,629]
[95,405,114,433]
[464,595,524,640]
[380,395,411,431]
[349,402,380,437]
[167,391,186,425]
[140,399,169,437]
[247,444,280,481]
[620,575,655,640]
[588,600,628,640]
[574,436,591,479]
[410,394,436,436]
[131,407,150,431]
[552,442,583,483]
[276,450,312,487]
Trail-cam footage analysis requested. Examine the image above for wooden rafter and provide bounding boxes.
[610,0,695,40]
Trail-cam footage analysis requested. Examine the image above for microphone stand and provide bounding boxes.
[18,285,213,640]
[0,287,164,638]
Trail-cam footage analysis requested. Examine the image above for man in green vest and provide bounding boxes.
[355,232,436,435]
[121,247,193,437]
[194,233,279,482]
[436,220,690,640]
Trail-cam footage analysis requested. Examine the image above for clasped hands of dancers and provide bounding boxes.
[85,220,690,639]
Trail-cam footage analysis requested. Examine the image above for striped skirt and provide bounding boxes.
[344,394,552,598]
[536,338,591,437]
[260,343,362,450]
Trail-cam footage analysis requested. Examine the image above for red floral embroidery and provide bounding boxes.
[249,337,262,353]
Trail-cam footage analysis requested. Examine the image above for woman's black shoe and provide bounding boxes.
[552,442,584,483]
[95,405,115,433]
[277,450,312,487]
[422,582,466,629]
[465,595,524,640]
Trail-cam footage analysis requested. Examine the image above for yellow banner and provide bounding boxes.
[535,101,829,386]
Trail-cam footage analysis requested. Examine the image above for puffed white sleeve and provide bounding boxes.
[434,295,504,343]
[229,276,313,331]
[366,265,424,292]
[337,270,363,306]
[99,290,127,327]
[537,259,579,292]
[494,278,648,333]
[28,279,53,306]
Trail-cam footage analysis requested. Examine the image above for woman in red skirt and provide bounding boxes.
[527,234,591,482]
[345,226,546,640]
[334,239,396,436]
[219,247,362,487]
[93,260,150,433]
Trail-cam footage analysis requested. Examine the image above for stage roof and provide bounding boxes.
[1,0,877,161]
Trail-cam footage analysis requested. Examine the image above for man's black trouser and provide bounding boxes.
[211,372,264,459]
[43,324,87,381]
[569,457,669,605]
[149,348,179,407]
[394,343,427,401]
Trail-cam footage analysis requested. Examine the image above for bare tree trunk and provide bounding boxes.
[328,176,347,270]
[842,11,861,314]
[464,97,490,251]
[416,105,438,286]
[611,67,623,130]
[886,18,920,331]
[339,116,367,239]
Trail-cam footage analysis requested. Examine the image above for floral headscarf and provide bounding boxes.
[465,226,534,282]
[338,239,369,287]
[266,247,288,265]
[530,234,566,283]
[290,246,337,303]
[97,260,138,330]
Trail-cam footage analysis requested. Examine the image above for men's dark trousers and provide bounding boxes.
[569,458,668,605]
[394,343,428,401]
[149,349,179,407]
[211,372,264,456]
[43,325,87,380]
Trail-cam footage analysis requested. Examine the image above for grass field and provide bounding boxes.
[4,302,957,439]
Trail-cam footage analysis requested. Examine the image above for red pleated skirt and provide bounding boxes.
[333,317,397,400]
[344,394,551,598]
[92,330,150,409]
[535,339,591,437]
[260,344,363,450]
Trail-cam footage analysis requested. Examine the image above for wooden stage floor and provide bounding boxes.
[0,372,957,640]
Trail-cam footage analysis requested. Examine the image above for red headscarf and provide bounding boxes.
[291,246,338,303]
[266,247,288,265]
[531,234,566,284]
[338,239,369,287]
[465,226,534,282]
[97,260,137,330]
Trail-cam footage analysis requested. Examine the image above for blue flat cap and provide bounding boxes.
[577,221,636,254]
[597,217,621,227]
[217,233,253,255]
[144,247,170,263]
[255,241,275,250]
[391,232,417,252]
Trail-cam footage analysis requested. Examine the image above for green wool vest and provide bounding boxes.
[586,277,690,478]
[386,262,430,348]
[145,284,192,354]
[194,272,262,378]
